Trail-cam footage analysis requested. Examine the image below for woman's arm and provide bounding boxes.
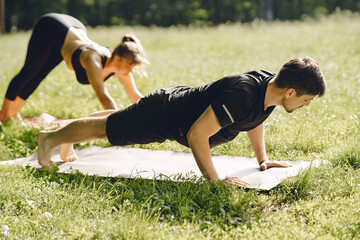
[82,51,118,110]
[119,73,143,103]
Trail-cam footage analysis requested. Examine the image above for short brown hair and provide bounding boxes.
[111,34,150,75]
[274,57,326,97]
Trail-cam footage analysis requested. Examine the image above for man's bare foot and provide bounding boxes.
[37,131,56,167]
[60,143,77,162]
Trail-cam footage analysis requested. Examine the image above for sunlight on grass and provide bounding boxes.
[1,12,360,239]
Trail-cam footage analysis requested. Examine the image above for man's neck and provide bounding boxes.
[264,80,285,111]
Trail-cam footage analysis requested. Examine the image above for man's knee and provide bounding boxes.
[93,116,109,139]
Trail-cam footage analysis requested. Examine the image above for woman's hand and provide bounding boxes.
[260,160,292,171]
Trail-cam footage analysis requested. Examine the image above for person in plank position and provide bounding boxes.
[0,13,148,123]
[37,57,326,186]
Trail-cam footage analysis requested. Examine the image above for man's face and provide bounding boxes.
[283,89,315,113]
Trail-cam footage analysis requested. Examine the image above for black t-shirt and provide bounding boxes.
[161,70,276,148]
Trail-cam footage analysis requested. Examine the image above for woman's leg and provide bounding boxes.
[18,48,63,100]
[0,96,25,121]
[0,98,14,122]
[1,50,63,121]
[37,116,108,166]
[12,97,26,118]
[5,17,59,99]
[2,16,65,121]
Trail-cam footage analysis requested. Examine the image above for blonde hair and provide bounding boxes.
[111,33,149,76]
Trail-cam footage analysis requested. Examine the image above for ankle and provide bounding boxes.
[38,131,54,149]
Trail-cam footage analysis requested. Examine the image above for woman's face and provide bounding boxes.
[112,56,135,78]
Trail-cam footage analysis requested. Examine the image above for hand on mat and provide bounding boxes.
[260,160,292,171]
[223,177,250,188]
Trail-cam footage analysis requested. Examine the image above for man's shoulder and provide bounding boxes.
[222,70,273,103]
[242,70,275,83]
[220,70,275,84]
[241,70,275,91]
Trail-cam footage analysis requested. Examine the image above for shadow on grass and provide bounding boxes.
[269,167,315,204]
[25,166,265,229]
[332,142,360,170]
[270,156,360,206]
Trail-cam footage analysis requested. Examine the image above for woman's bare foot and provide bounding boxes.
[60,143,77,162]
[37,131,56,167]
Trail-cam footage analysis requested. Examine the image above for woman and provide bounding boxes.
[0,13,149,123]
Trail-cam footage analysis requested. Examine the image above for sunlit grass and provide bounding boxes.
[0,12,360,239]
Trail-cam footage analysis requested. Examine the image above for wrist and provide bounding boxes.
[258,159,269,166]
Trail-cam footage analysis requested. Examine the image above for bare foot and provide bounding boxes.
[60,143,77,162]
[37,131,56,167]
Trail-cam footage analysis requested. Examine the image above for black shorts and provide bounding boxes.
[106,89,173,146]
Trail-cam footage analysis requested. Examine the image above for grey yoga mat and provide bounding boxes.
[1,146,324,190]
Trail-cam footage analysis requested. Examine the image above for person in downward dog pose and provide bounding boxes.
[37,57,326,187]
[0,13,149,123]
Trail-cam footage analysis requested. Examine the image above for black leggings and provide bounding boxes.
[5,13,86,100]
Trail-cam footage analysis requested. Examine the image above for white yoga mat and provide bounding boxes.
[0,146,324,190]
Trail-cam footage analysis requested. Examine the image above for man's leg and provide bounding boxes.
[58,110,116,162]
[87,109,117,117]
[37,116,108,166]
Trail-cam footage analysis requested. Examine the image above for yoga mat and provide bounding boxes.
[0,146,325,190]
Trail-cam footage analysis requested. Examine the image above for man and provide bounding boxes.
[37,57,326,187]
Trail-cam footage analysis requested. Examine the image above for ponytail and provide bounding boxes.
[111,34,149,76]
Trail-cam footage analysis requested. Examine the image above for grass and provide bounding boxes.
[1,11,360,239]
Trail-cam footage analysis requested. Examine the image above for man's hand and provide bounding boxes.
[260,160,292,171]
[222,177,250,187]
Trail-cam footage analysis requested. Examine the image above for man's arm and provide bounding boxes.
[187,106,222,181]
[247,123,268,165]
[247,123,292,170]
[187,105,249,186]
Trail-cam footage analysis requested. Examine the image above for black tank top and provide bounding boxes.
[71,45,113,84]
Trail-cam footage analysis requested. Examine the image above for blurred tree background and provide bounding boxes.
[1,0,360,32]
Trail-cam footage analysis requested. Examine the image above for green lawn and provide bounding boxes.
[0,12,359,239]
